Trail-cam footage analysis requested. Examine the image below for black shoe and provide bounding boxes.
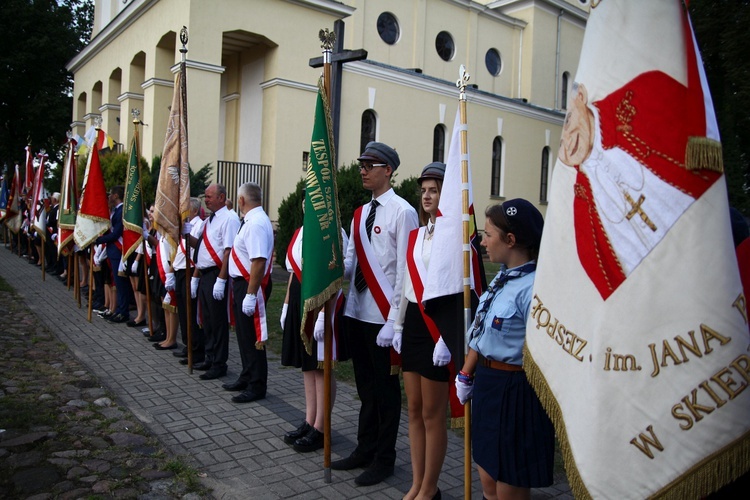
[154,343,177,350]
[222,380,248,392]
[172,348,188,358]
[147,334,167,343]
[193,361,212,371]
[330,452,374,471]
[354,463,394,486]
[293,428,324,453]
[431,488,441,500]
[127,319,146,327]
[231,390,265,403]
[283,421,312,445]
[199,367,227,380]
[107,314,128,324]
[98,310,113,319]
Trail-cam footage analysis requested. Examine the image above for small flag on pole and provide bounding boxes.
[74,143,110,248]
[122,129,143,259]
[58,137,79,255]
[5,164,21,233]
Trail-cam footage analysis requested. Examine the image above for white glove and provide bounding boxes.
[432,336,451,367]
[190,277,200,298]
[376,319,395,348]
[93,254,101,267]
[131,259,139,274]
[280,303,288,330]
[213,277,226,300]
[118,259,126,274]
[165,272,175,291]
[143,227,149,238]
[242,293,257,316]
[392,325,403,354]
[182,221,192,235]
[313,311,325,342]
[455,375,474,405]
[163,293,172,306]
[51,233,57,242]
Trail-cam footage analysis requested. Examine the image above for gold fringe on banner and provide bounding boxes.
[255,340,266,351]
[300,277,342,356]
[522,343,592,500]
[450,416,465,429]
[685,137,724,173]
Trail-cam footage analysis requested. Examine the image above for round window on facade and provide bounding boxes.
[435,31,455,62]
[377,12,400,45]
[485,48,502,76]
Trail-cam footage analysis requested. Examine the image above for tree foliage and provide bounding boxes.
[274,162,419,266]
[0,0,94,168]
[689,0,750,214]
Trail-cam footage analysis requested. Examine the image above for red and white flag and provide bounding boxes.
[525,1,749,498]
[30,152,47,239]
[23,146,33,194]
[74,143,110,248]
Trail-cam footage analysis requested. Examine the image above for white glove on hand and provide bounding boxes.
[455,375,474,405]
[163,293,172,306]
[392,325,403,354]
[280,303,288,330]
[190,277,200,299]
[51,233,57,242]
[165,272,175,291]
[213,277,226,300]
[118,259,126,274]
[182,221,192,235]
[93,255,101,267]
[432,336,451,367]
[376,319,395,348]
[143,227,149,239]
[242,293,257,316]
[131,260,139,274]
[313,311,325,342]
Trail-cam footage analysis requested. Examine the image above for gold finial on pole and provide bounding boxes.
[456,64,470,102]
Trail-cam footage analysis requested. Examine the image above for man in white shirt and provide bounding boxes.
[191,183,240,380]
[225,182,274,403]
[333,141,419,486]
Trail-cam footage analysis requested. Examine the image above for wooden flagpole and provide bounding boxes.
[132,112,154,338]
[457,65,473,500]
[180,26,194,374]
[320,27,335,484]
[75,252,81,308]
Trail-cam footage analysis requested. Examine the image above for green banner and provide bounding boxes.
[300,80,344,347]
[122,133,143,259]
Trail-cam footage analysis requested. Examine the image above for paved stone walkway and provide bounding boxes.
[0,247,572,499]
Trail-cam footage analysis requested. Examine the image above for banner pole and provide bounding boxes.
[456,65,473,500]
[319,27,335,484]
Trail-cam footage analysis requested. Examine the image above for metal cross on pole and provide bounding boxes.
[309,19,367,166]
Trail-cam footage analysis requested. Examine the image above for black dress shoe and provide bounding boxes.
[147,334,167,343]
[293,428,324,453]
[107,314,128,324]
[330,452,374,471]
[172,348,188,358]
[222,380,248,392]
[199,367,227,380]
[127,319,146,327]
[431,488,441,500]
[193,361,212,371]
[231,390,265,403]
[283,421,312,445]
[154,343,177,350]
[354,463,394,486]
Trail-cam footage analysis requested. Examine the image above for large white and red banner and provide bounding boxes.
[525,1,750,498]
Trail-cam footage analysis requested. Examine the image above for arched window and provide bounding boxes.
[433,124,445,162]
[491,137,503,197]
[360,110,377,154]
[540,147,551,203]
[561,71,570,110]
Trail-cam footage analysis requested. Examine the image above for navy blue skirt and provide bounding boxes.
[471,364,555,488]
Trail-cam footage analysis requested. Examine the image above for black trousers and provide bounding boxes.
[232,278,267,395]
[175,269,205,360]
[197,267,229,369]
[346,317,401,466]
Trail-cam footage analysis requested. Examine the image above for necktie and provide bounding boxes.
[238,218,245,234]
[354,200,378,293]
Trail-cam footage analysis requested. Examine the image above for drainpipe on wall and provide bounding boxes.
[555,9,563,109]
[517,26,524,99]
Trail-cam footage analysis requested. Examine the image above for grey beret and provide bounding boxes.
[418,162,446,184]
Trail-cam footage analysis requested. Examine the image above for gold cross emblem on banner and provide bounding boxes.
[624,191,657,232]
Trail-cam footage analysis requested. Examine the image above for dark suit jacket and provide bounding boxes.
[96,203,123,261]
